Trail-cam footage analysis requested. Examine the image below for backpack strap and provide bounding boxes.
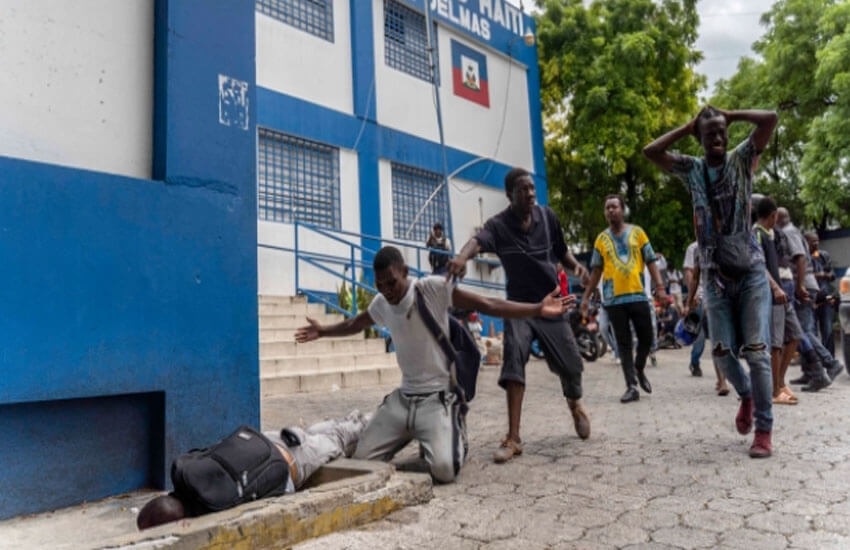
[414,285,460,394]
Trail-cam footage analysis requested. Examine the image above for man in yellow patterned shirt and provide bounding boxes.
[581,195,667,403]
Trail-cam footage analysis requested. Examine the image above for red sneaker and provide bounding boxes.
[735,397,754,435]
[749,430,772,458]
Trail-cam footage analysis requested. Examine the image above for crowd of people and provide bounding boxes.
[138,105,846,530]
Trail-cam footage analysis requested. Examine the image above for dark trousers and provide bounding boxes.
[815,301,836,357]
[606,301,654,388]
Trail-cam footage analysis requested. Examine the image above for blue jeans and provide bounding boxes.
[690,301,708,366]
[704,269,773,432]
[795,290,837,369]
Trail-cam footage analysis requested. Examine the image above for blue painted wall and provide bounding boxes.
[0,0,258,519]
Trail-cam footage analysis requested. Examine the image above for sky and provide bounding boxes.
[694,0,776,93]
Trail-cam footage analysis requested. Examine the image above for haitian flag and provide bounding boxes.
[451,39,489,108]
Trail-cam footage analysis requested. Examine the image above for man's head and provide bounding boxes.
[603,194,626,227]
[137,494,186,530]
[756,195,778,228]
[804,231,819,251]
[504,167,535,215]
[776,206,790,228]
[432,222,444,237]
[373,246,410,305]
[693,106,728,166]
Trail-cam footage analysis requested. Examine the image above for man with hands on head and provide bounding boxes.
[295,245,574,482]
[445,167,591,465]
[644,105,778,458]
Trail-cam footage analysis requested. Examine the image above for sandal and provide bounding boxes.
[773,392,797,405]
[716,385,730,396]
[779,387,799,404]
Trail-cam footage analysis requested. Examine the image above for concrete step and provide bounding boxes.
[258,300,331,316]
[260,352,396,377]
[260,338,388,358]
[259,312,345,329]
[261,366,401,396]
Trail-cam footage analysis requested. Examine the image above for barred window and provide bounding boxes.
[384,0,434,82]
[391,163,449,243]
[258,128,341,229]
[256,0,334,42]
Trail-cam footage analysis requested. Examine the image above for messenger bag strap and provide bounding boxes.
[414,286,460,391]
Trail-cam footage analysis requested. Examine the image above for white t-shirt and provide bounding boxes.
[368,276,454,394]
[683,241,704,300]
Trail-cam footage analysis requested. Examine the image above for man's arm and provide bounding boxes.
[580,266,604,318]
[643,115,698,172]
[684,266,700,316]
[793,255,810,303]
[767,269,787,305]
[445,237,482,280]
[452,286,574,319]
[295,311,375,343]
[718,108,778,153]
[561,248,589,281]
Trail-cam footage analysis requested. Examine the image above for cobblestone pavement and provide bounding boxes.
[263,344,850,550]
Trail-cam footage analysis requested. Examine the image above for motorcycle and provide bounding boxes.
[530,306,602,362]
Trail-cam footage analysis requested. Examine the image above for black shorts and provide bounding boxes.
[500,314,584,400]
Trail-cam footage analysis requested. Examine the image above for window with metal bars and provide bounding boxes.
[384,0,435,82]
[391,163,449,243]
[257,128,341,229]
[256,0,334,42]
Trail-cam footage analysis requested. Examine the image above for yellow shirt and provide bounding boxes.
[591,225,656,305]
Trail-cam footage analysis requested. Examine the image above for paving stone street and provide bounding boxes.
[264,344,850,550]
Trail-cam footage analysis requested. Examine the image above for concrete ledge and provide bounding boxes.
[0,460,432,550]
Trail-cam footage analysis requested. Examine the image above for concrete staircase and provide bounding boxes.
[259,295,400,395]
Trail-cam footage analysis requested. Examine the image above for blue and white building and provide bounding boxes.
[0,0,545,519]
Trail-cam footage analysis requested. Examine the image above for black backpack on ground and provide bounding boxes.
[171,425,288,516]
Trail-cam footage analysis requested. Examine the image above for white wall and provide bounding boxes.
[438,35,533,169]
[822,236,850,272]
[0,0,153,179]
[374,4,533,169]
[256,1,353,114]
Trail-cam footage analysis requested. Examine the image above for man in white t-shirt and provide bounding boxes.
[295,246,573,483]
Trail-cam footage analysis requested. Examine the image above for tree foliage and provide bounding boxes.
[711,0,850,231]
[535,0,703,265]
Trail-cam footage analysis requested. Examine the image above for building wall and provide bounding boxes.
[0,0,259,519]
[256,0,544,297]
[0,0,153,178]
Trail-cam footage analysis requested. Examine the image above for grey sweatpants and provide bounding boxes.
[353,388,466,483]
[264,410,368,490]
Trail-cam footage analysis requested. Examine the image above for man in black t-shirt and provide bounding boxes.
[447,167,591,463]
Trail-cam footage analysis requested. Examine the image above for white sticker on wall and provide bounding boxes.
[218,74,249,130]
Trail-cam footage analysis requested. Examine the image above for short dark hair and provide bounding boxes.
[756,195,777,219]
[137,494,186,530]
[694,106,723,137]
[504,167,531,195]
[373,246,405,271]
[604,194,625,209]
[432,222,443,230]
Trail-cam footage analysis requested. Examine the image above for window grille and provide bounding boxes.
[256,0,334,42]
[391,163,449,243]
[384,0,434,82]
[258,128,341,229]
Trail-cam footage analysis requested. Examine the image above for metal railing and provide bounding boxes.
[259,222,506,329]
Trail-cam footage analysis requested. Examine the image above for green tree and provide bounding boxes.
[536,0,703,264]
[710,0,850,230]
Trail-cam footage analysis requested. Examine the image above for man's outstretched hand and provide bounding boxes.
[540,287,576,318]
[445,257,468,281]
[294,317,322,343]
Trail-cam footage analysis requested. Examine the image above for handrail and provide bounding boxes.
[262,222,507,340]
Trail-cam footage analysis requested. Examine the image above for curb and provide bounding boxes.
[104,460,432,549]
